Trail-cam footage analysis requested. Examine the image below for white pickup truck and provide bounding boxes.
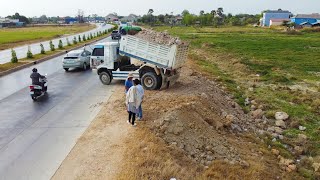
[91,35,189,90]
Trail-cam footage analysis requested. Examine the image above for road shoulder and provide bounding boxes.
[52,85,132,179]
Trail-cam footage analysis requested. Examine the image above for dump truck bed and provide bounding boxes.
[119,35,188,70]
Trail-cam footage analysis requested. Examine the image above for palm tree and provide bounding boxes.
[148,9,154,15]
[200,10,205,16]
[211,10,216,16]
[217,7,224,17]
[148,9,154,25]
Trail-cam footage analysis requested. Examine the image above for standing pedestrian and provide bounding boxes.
[126,80,140,126]
[134,79,144,120]
[125,73,134,93]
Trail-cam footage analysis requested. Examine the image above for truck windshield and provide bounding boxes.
[92,48,104,56]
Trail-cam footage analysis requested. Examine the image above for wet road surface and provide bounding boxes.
[0,37,119,179]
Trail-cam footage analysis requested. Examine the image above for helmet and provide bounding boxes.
[32,68,37,72]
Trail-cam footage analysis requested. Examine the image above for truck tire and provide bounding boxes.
[99,72,112,85]
[141,72,159,90]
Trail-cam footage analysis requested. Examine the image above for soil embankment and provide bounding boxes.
[53,59,300,179]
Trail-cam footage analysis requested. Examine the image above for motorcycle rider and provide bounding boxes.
[30,68,45,90]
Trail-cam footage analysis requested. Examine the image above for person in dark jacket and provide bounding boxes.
[30,68,45,89]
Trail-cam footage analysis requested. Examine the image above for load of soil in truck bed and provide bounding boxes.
[134,29,188,46]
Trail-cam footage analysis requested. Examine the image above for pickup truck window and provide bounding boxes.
[92,48,104,56]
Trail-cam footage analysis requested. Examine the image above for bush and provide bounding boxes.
[67,38,71,46]
[11,49,18,63]
[73,36,77,44]
[58,40,63,49]
[40,43,45,54]
[27,46,33,58]
[49,40,55,51]
[82,34,86,41]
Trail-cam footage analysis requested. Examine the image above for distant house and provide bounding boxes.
[105,14,118,22]
[175,16,183,25]
[0,18,23,28]
[262,9,292,27]
[269,19,290,26]
[291,13,320,27]
[121,14,140,23]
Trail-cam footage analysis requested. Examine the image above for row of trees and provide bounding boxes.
[138,8,261,27]
[11,29,111,63]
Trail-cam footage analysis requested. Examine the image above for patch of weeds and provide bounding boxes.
[297,167,314,179]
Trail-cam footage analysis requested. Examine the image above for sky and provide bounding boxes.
[0,0,319,17]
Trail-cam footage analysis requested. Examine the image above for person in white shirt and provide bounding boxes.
[134,79,144,120]
[125,80,141,126]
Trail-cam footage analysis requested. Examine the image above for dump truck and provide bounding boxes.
[90,35,189,90]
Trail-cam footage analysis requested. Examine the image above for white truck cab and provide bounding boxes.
[91,35,188,90]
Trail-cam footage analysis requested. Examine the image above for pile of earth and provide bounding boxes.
[134,29,188,46]
[140,63,271,168]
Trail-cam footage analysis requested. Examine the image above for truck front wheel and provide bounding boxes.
[141,72,159,90]
[99,72,112,85]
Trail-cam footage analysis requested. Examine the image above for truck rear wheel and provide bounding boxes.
[141,72,160,90]
[99,72,112,85]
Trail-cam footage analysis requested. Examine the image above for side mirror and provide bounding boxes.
[100,60,104,63]
[65,51,68,54]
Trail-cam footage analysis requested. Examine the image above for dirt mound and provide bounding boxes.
[141,62,271,168]
[135,29,188,46]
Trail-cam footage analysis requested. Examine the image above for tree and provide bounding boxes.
[148,9,154,25]
[82,34,86,41]
[200,10,205,16]
[158,14,165,23]
[182,10,190,17]
[66,38,71,46]
[11,49,18,63]
[78,35,82,42]
[217,7,224,17]
[49,40,55,51]
[27,46,33,58]
[40,43,45,54]
[39,15,48,23]
[7,12,29,24]
[183,14,195,26]
[58,40,63,49]
[90,33,93,39]
[211,10,217,16]
[73,37,77,44]
[77,9,85,23]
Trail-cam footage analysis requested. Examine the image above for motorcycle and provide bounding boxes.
[29,75,48,101]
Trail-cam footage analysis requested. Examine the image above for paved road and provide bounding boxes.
[0,23,113,64]
[0,37,118,180]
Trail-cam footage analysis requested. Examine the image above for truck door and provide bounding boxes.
[90,45,104,69]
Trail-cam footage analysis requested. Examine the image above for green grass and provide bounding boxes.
[0,32,111,73]
[0,24,95,50]
[152,26,320,176]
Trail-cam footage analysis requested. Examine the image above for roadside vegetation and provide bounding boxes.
[151,25,320,178]
[0,24,95,50]
[0,24,118,74]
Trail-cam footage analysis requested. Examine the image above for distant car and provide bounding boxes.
[62,50,91,71]
[111,30,121,40]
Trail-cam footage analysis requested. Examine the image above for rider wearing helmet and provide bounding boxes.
[30,68,45,89]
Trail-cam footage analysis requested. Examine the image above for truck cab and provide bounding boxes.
[91,35,188,90]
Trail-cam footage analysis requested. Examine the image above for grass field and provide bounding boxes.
[0,24,95,50]
[153,26,320,178]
